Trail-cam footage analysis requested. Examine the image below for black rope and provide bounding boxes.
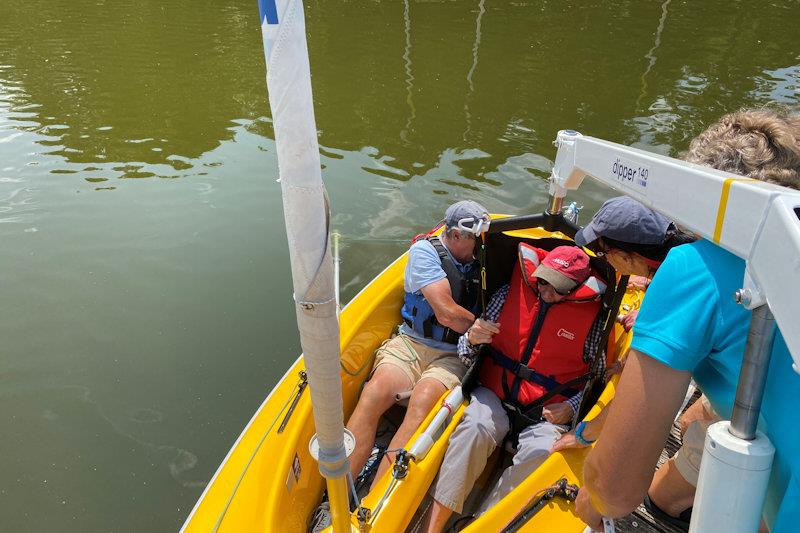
[479,234,488,315]
[500,478,579,533]
[447,514,476,533]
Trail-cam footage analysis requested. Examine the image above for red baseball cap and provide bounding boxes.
[534,246,591,294]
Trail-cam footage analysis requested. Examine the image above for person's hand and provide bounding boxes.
[542,402,573,424]
[575,486,604,532]
[616,309,638,332]
[550,429,589,453]
[628,275,650,290]
[467,318,500,345]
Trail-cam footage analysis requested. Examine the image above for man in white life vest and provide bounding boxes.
[423,244,606,532]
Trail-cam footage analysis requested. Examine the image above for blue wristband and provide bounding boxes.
[575,421,595,446]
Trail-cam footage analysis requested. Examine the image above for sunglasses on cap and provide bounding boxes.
[455,216,490,237]
[537,278,571,296]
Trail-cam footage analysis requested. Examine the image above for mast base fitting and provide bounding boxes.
[309,429,356,478]
[392,449,411,479]
[356,507,371,527]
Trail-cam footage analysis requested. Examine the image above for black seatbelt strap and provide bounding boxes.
[509,300,550,401]
[488,349,586,399]
[573,274,630,425]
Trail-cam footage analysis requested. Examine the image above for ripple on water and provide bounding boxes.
[676,73,710,95]
[753,65,800,104]
[129,408,164,424]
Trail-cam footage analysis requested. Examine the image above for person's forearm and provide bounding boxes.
[582,351,691,517]
[582,458,640,518]
[437,303,475,333]
[583,415,652,518]
[581,406,608,442]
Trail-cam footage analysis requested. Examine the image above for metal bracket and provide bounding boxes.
[392,449,411,480]
[356,507,371,531]
[735,267,766,310]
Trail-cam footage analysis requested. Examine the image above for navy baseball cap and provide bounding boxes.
[574,196,672,247]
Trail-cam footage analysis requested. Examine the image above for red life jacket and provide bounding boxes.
[479,243,605,407]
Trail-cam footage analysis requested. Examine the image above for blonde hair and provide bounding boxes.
[683,107,800,190]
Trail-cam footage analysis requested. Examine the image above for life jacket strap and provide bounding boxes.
[502,400,544,435]
[404,317,459,345]
[501,369,595,438]
[488,348,586,399]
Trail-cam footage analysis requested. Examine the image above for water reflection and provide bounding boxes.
[1,1,797,189]
[0,0,265,178]
[754,65,800,104]
[636,0,671,110]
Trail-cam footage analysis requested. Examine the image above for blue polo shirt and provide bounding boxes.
[631,239,799,532]
[399,238,475,350]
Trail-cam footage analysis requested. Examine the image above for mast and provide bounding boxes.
[257,1,351,531]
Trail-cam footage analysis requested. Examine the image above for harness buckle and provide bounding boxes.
[502,401,545,440]
[514,364,537,384]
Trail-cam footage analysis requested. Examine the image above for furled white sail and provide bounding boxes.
[257,1,350,528]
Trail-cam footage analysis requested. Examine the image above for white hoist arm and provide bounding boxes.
[549,130,800,371]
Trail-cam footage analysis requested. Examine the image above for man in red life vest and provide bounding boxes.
[422,244,606,532]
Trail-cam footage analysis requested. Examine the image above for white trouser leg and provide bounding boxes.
[479,420,563,513]
[430,387,510,513]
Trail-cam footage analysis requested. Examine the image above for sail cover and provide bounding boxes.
[258,0,346,470]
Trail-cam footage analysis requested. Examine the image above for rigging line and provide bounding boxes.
[463,0,485,142]
[636,0,671,111]
[211,378,303,532]
[368,477,399,523]
[341,356,373,377]
[400,0,416,144]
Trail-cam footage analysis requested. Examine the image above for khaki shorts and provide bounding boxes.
[372,334,467,390]
[673,395,720,486]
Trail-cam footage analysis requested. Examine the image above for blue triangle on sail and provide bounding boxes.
[258,0,279,25]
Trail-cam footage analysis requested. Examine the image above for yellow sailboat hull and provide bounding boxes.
[182,227,639,532]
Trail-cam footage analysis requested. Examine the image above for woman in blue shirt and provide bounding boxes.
[576,108,800,532]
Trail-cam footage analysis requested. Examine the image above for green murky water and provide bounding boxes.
[0,0,797,530]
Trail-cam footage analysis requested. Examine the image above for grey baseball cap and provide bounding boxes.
[444,200,490,232]
[574,196,671,247]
